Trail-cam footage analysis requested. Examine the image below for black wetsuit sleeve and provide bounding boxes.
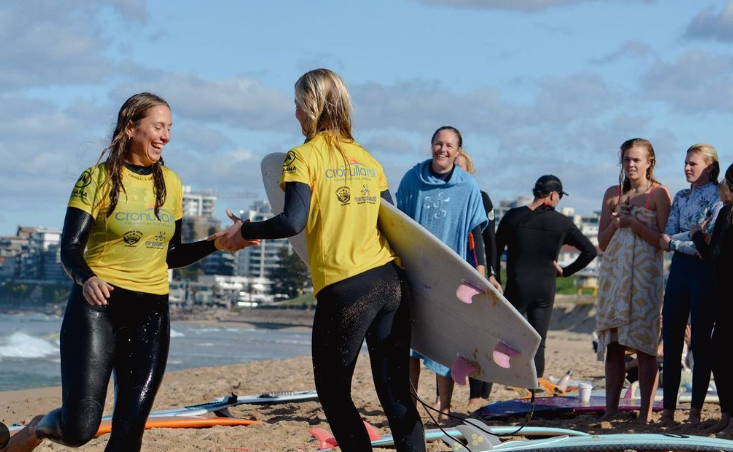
[481,191,498,276]
[60,207,97,286]
[495,218,508,285]
[166,219,218,269]
[240,182,310,240]
[381,190,394,205]
[692,205,731,263]
[561,226,597,277]
[472,225,487,267]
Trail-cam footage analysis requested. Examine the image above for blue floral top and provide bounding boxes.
[665,182,721,255]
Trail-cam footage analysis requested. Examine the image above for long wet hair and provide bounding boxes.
[96,92,170,220]
[687,143,720,186]
[294,69,355,167]
[619,138,659,194]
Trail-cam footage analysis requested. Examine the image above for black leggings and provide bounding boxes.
[312,262,425,452]
[506,291,554,378]
[713,284,732,414]
[36,284,170,452]
[662,253,715,410]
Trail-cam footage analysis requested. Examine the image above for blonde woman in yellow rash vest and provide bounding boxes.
[5,93,257,452]
[211,69,426,452]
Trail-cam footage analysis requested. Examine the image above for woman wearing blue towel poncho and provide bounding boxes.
[396,126,493,421]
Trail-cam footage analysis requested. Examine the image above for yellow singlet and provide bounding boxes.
[280,133,396,295]
[67,164,183,295]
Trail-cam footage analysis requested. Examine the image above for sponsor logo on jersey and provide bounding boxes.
[283,151,298,174]
[114,209,176,225]
[325,162,377,180]
[122,230,143,246]
[356,184,377,205]
[336,186,351,205]
[75,170,92,188]
[145,231,167,249]
[70,170,94,203]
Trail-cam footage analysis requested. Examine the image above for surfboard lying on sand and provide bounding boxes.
[308,418,589,450]
[128,390,319,419]
[10,417,260,437]
[473,395,692,421]
[261,153,541,389]
[451,433,733,452]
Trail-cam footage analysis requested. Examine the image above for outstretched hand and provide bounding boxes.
[208,209,260,252]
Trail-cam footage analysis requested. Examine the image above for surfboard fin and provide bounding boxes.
[456,282,482,304]
[492,341,520,369]
[308,427,338,451]
[308,422,381,450]
[452,355,478,385]
[456,422,500,450]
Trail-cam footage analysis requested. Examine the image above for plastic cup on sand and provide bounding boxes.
[578,382,592,404]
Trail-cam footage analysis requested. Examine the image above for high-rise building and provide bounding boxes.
[13,226,65,282]
[182,185,217,218]
[236,200,293,279]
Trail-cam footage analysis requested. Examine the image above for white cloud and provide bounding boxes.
[0,1,145,91]
[684,1,733,43]
[639,50,733,114]
[589,40,654,64]
[110,73,293,131]
[409,0,653,12]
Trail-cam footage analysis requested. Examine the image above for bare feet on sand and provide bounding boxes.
[686,408,702,425]
[467,398,485,413]
[3,415,43,452]
[596,410,618,423]
[660,409,677,424]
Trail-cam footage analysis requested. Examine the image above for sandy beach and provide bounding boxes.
[1,299,726,451]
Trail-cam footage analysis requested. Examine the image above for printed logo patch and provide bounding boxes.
[356,184,377,205]
[74,170,92,188]
[336,186,351,205]
[283,151,297,174]
[123,230,143,246]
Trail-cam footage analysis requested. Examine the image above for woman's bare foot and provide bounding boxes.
[660,409,677,424]
[438,407,452,424]
[686,408,702,425]
[597,410,618,422]
[467,398,485,413]
[4,415,43,452]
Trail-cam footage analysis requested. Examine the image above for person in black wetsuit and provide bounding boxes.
[496,175,597,381]
[691,163,733,435]
[4,93,254,452]
[211,69,426,452]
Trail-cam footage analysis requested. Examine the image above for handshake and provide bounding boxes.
[208,209,261,253]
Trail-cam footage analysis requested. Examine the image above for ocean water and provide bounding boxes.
[0,313,311,392]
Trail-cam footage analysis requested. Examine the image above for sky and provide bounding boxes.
[2,0,733,235]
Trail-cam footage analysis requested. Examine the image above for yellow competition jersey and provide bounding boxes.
[280,133,396,294]
[67,164,183,294]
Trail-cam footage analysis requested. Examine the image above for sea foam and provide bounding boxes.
[0,332,59,359]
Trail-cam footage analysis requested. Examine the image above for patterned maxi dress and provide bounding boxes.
[596,205,664,360]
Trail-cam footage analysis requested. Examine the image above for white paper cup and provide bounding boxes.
[578,382,592,404]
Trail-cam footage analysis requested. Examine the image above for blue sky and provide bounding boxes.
[2,0,733,235]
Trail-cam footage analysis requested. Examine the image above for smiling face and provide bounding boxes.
[684,152,712,186]
[125,105,172,166]
[431,129,461,174]
[622,145,652,183]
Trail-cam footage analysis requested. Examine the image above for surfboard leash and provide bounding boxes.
[409,381,473,451]
[409,382,537,450]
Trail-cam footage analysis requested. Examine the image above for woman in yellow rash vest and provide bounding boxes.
[211,69,426,452]
[4,93,257,452]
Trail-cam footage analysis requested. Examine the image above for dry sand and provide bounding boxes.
[1,299,726,451]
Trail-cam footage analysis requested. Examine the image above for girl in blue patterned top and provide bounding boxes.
[659,143,721,424]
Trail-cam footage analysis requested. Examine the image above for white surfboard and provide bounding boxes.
[261,153,540,389]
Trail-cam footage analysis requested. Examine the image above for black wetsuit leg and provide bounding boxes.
[662,253,715,410]
[36,285,169,452]
[311,262,425,452]
[505,279,555,379]
[468,378,492,399]
[712,291,732,414]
